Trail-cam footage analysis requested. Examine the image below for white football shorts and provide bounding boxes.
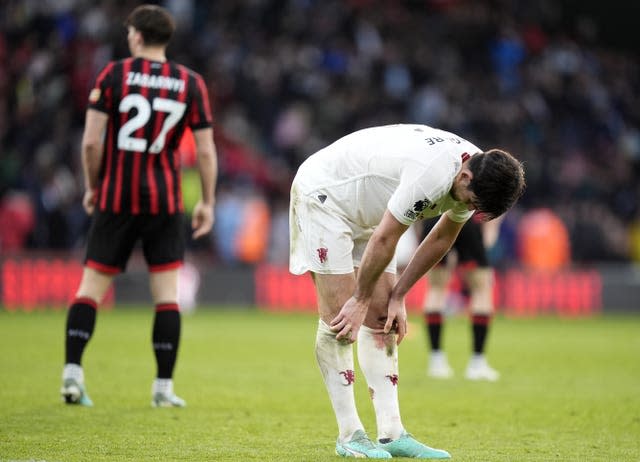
[289,184,397,275]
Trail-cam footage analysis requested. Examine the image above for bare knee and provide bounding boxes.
[312,272,356,324]
[424,267,451,310]
[149,269,178,304]
[76,267,114,303]
[465,268,494,312]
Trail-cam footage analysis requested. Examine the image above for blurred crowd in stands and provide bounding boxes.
[1,0,639,267]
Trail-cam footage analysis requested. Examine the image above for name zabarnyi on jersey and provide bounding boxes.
[126,71,185,93]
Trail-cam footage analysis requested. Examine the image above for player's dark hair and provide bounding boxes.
[125,5,175,46]
[467,149,525,220]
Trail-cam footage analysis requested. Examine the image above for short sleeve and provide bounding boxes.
[388,163,453,225]
[87,62,115,113]
[187,73,213,130]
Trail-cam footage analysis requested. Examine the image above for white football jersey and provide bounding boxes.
[292,124,481,226]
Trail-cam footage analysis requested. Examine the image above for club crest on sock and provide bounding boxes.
[385,374,399,386]
[339,369,355,386]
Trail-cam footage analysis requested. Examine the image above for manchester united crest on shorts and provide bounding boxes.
[317,247,328,263]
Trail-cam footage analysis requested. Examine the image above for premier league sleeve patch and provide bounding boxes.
[403,198,434,221]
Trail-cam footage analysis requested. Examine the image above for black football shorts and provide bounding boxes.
[85,211,186,274]
[422,216,488,267]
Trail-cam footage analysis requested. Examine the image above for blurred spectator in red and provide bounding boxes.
[0,191,35,252]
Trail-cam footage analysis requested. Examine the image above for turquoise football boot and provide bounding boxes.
[378,432,451,459]
[61,378,93,407]
[336,429,392,458]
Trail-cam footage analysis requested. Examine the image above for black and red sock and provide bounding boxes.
[425,311,443,351]
[471,314,491,354]
[65,297,97,365]
[152,303,181,379]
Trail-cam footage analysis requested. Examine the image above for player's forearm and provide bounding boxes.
[392,231,455,299]
[80,109,107,190]
[81,142,103,190]
[197,146,217,206]
[193,128,217,206]
[393,215,464,298]
[354,233,396,301]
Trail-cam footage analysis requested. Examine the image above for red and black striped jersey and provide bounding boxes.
[88,57,212,215]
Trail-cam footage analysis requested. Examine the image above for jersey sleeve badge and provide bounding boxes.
[403,198,435,220]
[88,88,101,103]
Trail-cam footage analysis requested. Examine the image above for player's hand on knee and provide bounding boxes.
[383,298,407,345]
[330,296,368,343]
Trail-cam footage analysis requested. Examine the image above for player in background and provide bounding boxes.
[60,4,217,408]
[289,124,525,458]
[422,215,504,381]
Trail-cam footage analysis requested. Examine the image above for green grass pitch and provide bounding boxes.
[0,307,639,461]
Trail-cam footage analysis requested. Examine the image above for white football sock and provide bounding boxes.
[315,319,364,442]
[63,363,84,383]
[152,378,174,395]
[357,325,404,441]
